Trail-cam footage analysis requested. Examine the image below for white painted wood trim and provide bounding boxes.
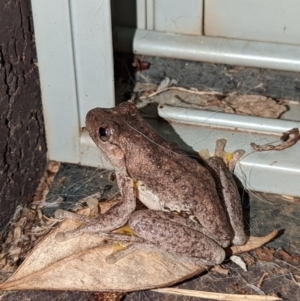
[31,0,115,163]
[31,0,80,163]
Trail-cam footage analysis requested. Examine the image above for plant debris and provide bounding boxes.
[251,128,300,151]
[0,161,61,283]
[133,81,288,118]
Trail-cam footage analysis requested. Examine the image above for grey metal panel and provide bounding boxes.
[153,0,203,35]
[205,0,300,46]
[113,0,203,34]
[137,0,146,29]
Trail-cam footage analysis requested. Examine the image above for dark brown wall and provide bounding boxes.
[0,0,47,230]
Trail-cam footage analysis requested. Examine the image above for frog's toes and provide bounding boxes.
[105,243,136,264]
[105,254,118,265]
[228,149,245,172]
[54,208,88,222]
[55,231,67,242]
[54,209,65,219]
[214,138,227,157]
[214,139,245,171]
[199,149,210,161]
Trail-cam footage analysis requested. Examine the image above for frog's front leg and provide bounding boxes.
[203,139,247,246]
[55,175,136,242]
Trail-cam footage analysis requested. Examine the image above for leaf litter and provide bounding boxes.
[132,80,288,119]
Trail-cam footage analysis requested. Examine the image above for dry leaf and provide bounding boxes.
[0,217,278,292]
[134,83,287,119]
[225,94,286,118]
[230,255,247,271]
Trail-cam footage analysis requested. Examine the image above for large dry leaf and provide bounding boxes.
[224,94,286,118]
[134,83,287,118]
[0,214,278,292]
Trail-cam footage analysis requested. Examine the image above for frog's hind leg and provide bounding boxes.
[128,210,226,266]
[208,139,247,246]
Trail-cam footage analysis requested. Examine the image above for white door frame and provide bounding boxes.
[31,0,115,165]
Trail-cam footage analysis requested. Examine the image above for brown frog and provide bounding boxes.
[55,102,247,266]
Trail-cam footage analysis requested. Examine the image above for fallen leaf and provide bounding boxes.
[230,255,247,271]
[134,83,287,118]
[0,222,278,292]
[225,94,286,118]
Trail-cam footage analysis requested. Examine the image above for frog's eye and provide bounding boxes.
[99,126,110,142]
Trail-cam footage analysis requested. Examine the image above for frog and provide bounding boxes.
[55,102,247,266]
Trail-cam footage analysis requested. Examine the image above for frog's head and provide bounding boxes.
[85,102,139,168]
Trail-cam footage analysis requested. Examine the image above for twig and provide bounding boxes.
[152,287,282,300]
[251,128,299,151]
[290,272,300,287]
[257,272,269,288]
[139,86,222,100]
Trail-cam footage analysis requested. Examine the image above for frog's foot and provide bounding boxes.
[106,243,138,264]
[105,242,175,265]
[55,176,137,242]
[214,138,245,172]
[106,240,225,266]
[199,139,244,172]
[214,138,227,158]
[199,148,210,161]
[55,222,144,243]
[227,149,245,172]
[55,227,85,242]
